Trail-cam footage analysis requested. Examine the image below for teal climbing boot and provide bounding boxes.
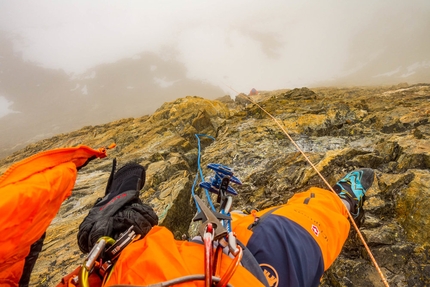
[333,168,375,227]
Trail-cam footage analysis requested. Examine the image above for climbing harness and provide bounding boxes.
[229,89,390,287]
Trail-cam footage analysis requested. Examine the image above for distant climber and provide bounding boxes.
[249,88,258,96]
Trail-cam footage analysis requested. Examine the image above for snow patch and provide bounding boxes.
[153,77,178,88]
[0,96,20,118]
[69,71,96,80]
[382,87,414,96]
[373,66,401,77]
[401,61,430,78]
[401,71,416,78]
[70,84,80,91]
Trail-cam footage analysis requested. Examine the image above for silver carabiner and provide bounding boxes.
[85,239,106,271]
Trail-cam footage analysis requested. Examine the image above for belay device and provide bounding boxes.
[198,163,242,233]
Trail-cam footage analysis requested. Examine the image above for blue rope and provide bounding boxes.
[191,134,216,212]
[221,209,232,233]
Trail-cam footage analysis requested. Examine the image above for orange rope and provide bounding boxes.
[216,246,243,287]
[234,91,389,287]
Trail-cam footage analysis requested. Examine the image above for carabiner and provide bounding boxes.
[216,245,243,287]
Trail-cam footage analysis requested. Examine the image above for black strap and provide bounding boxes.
[104,158,117,196]
[19,232,46,287]
[248,206,282,230]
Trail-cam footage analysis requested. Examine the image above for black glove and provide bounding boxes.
[77,159,158,253]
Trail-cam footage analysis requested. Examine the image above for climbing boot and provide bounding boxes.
[333,168,375,227]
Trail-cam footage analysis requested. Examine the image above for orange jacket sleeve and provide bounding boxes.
[0,145,108,287]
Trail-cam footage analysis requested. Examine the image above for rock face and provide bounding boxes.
[1,84,430,287]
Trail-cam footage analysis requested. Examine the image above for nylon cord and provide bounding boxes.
[234,91,390,287]
[191,134,216,212]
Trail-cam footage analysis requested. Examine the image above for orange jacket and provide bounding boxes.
[0,146,108,287]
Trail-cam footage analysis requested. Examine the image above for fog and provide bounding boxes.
[0,0,429,157]
[2,1,429,89]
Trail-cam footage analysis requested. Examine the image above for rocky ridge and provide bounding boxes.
[1,84,429,286]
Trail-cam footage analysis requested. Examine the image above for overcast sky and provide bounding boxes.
[1,0,429,95]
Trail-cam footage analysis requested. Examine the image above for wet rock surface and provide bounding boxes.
[1,84,430,286]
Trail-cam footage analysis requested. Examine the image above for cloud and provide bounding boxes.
[0,0,429,93]
[0,0,430,158]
